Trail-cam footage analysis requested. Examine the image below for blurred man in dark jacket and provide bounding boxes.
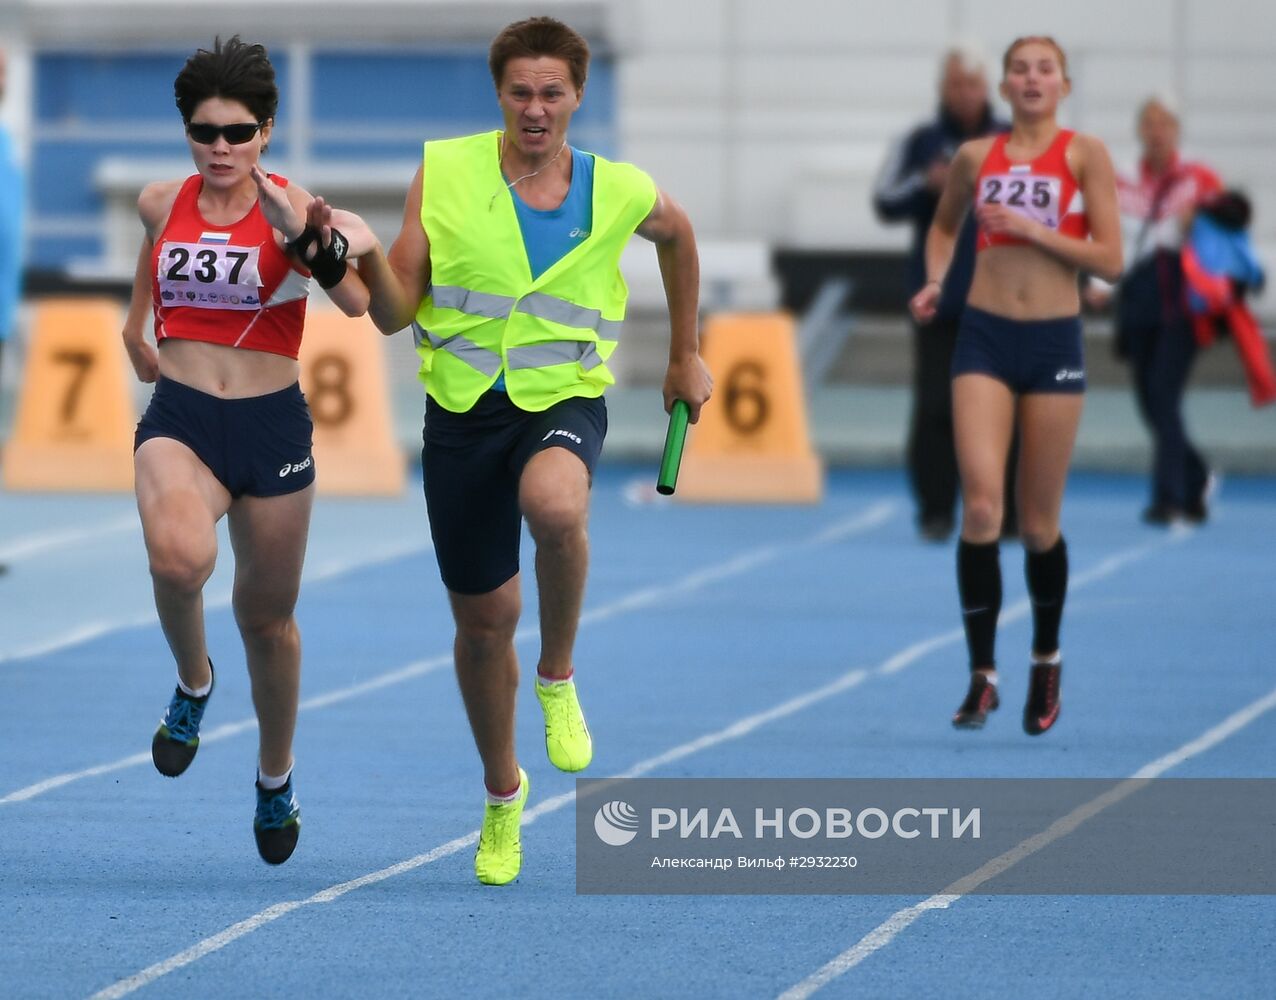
[874,46,1013,541]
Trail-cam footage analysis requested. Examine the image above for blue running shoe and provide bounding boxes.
[152,660,214,777]
[254,775,301,865]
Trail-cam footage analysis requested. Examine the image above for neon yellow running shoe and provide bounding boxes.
[475,768,529,886]
[535,676,593,772]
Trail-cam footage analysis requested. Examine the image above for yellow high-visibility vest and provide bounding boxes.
[415,131,658,412]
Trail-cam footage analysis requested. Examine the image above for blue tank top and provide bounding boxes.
[492,146,594,390]
[512,146,594,279]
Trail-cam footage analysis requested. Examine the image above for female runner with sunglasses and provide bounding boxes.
[121,36,373,864]
[910,36,1121,735]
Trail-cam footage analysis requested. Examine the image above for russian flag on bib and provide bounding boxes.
[199,232,231,245]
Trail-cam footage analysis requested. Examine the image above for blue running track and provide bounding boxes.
[2,466,1275,999]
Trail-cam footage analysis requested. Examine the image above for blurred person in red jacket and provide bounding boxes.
[1085,96,1221,525]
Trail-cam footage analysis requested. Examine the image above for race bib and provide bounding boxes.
[157,241,264,310]
[978,172,1062,229]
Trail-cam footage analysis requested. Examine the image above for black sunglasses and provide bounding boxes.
[186,120,268,145]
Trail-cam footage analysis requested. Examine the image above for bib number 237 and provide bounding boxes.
[158,241,263,309]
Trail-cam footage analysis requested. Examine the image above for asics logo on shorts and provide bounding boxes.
[1054,368,1085,382]
[278,456,313,478]
[541,428,583,445]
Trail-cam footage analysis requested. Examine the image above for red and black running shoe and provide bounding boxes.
[1023,662,1062,735]
[952,673,999,729]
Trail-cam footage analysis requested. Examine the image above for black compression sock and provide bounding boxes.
[957,539,1002,669]
[1025,535,1068,657]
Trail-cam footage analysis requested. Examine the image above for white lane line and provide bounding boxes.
[1,656,458,804]
[0,514,139,562]
[776,682,1276,1000]
[0,537,434,666]
[86,824,478,1000]
[87,523,1186,1000]
[3,502,898,806]
[1131,684,1276,781]
[1,612,166,666]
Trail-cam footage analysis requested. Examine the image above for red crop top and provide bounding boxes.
[975,129,1088,251]
[151,174,309,359]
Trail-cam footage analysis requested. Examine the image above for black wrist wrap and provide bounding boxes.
[286,225,349,289]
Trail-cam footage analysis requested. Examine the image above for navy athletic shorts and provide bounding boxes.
[422,390,608,595]
[135,377,315,498]
[952,305,1086,394]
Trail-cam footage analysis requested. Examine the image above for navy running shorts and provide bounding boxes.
[135,377,316,498]
[952,305,1086,394]
[422,390,608,595]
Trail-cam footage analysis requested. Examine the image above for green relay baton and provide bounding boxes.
[656,399,690,496]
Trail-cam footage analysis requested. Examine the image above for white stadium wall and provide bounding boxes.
[615,0,1276,277]
[2,0,1273,290]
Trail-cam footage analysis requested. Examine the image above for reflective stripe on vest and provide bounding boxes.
[412,322,503,377]
[418,284,620,375]
[414,327,604,376]
[432,284,619,336]
[508,341,604,371]
[432,285,516,319]
[518,292,623,342]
